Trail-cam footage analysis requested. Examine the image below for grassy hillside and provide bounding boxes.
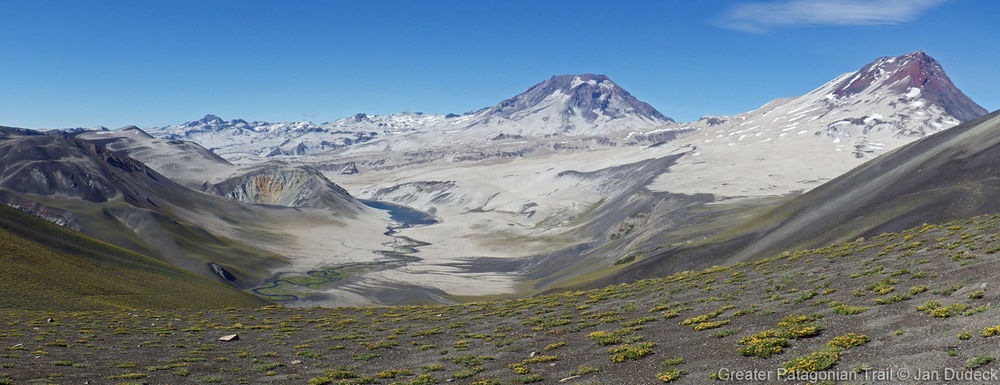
[3,214,1000,383]
[0,204,269,310]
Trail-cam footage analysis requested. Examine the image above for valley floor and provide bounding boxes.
[4,215,1000,384]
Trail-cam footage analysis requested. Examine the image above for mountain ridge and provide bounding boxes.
[143,51,983,165]
[144,73,673,158]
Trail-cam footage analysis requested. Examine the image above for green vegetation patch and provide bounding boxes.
[738,314,821,358]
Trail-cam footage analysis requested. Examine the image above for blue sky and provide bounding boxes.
[1,0,996,129]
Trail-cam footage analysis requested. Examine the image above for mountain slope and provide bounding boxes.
[728,109,1000,262]
[0,127,289,283]
[0,127,394,293]
[0,204,268,310]
[77,126,234,189]
[5,214,1000,382]
[691,51,986,150]
[77,128,366,212]
[0,127,170,205]
[603,109,1000,287]
[648,51,987,197]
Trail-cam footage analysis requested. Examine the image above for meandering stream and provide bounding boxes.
[251,200,436,302]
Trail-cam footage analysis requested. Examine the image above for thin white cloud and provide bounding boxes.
[719,0,947,33]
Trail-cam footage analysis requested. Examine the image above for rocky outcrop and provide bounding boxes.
[490,133,525,141]
[367,181,458,209]
[210,163,362,212]
[0,191,80,231]
[340,162,359,175]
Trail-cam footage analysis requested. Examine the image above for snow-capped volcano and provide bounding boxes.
[681,51,986,159]
[146,74,672,160]
[464,74,673,136]
[830,51,986,121]
[649,50,988,197]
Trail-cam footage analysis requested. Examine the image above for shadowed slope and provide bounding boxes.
[602,110,1000,287]
[0,204,269,310]
[0,127,291,284]
[726,109,1000,263]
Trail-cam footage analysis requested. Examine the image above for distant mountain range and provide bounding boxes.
[145,51,985,177]
[145,73,676,159]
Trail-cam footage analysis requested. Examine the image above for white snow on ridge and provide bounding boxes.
[145,75,678,161]
[644,53,979,197]
[137,53,977,203]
